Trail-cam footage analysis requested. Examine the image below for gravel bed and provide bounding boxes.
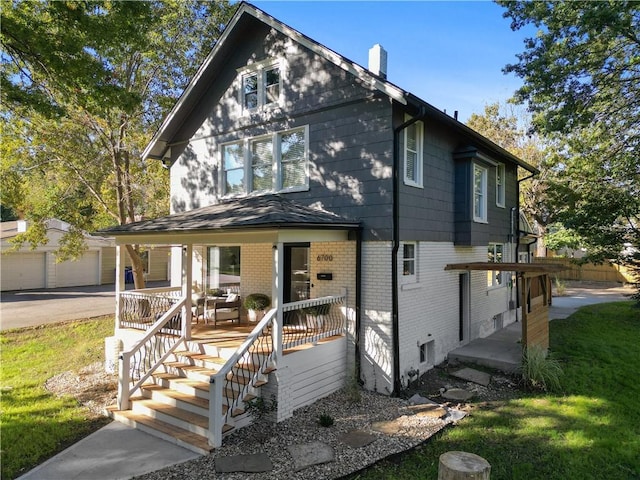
[134,389,452,480]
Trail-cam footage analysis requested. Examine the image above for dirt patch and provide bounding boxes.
[44,362,118,417]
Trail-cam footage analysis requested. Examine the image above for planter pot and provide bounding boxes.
[248,309,264,323]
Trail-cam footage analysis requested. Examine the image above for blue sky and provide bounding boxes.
[251,1,537,122]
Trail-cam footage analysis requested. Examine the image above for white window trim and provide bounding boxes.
[237,58,284,112]
[487,243,505,289]
[473,163,488,223]
[403,119,423,188]
[496,163,505,208]
[401,241,418,284]
[220,125,309,197]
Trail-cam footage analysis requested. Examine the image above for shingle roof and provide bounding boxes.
[96,195,359,236]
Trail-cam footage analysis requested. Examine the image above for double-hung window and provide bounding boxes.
[240,60,281,111]
[404,120,423,187]
[496,163,505,207]
[487,243,504,287]
[473,164,488,222]
[402,242,417,281]
[221,126,308,196]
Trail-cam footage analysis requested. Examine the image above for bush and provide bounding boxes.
[317,413,334,427]
[244,293,271,311]
[521,345,563,392]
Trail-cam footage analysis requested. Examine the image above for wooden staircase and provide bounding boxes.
[107,337,274,455]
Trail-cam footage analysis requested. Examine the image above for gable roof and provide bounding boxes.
[143,2,537,174]
[96,195,359,237]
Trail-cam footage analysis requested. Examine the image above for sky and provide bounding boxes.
[251,1,538,122]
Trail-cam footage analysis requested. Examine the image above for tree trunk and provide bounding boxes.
[124,244,146,290]
[438,451,490,480]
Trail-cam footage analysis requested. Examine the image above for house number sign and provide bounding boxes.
[317,254,333,262]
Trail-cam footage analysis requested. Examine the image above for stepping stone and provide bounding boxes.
[447,408,468,423]
[406,403,448,418]
[215,453,273,473]
[408,393,440,405]
[451,367,492,387]
[371,418,403,435]
[287,442,334,471]
[442,388,474,401]
[340,430,377,448]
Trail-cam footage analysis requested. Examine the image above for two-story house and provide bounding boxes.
[101,2,542,453]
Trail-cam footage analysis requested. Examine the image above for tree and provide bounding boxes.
[499,1,639,276]
[1,1,235,287]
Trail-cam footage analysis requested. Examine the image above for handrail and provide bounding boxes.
[282,295,346,350]
[208,307,277,448]
[117,298,187,410]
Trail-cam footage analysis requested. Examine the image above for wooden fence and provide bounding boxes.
[534,257,637,284]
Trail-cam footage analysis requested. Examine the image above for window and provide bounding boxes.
[496,163,505,207]
[404,120,423,187]
[221,126,308,196]
[402,242,416,278]
[207,246,241,291]
[473,164,488,222]
[240,61,281,111]
[487,243,504,287]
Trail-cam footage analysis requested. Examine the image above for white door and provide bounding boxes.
[0,252,46,291]
[56,251,99,287]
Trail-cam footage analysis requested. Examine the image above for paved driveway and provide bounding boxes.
[0,282,169,331]
[549,281,635,320]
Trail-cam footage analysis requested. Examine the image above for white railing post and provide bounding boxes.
[273,242,284,361]
[182,244,193,339]
[117,352,130,410]
[208,376,223,448]
[115,245,125,330]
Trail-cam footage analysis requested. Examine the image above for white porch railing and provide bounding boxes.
[117,298,187,410]
[281,295,346,350]
[117,287,182,334]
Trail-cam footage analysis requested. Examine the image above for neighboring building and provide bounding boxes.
[100,3,541,451]
[0,219,170,291]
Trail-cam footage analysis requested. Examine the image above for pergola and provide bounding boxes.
[444,262,567,351]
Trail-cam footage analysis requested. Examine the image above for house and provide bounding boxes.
[99,3,557,452]
[0,219,170,291]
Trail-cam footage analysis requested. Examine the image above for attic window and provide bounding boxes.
[240,60,282,111]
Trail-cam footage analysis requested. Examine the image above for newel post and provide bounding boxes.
[208,376,223,448]
[117,352,131,410]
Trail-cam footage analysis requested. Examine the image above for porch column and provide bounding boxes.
[272,242,284,361]
[182,244,193,339]
[115,245,125,331]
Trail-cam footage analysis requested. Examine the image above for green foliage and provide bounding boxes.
[302,303,331,316]
[244,293,271,311]
[0,318,114,480]
[245,395,277,423]
[499,1,639,276]
[317,413,335,427]
[544,223,584,253]
[520,345,563,392]
[553,276,567,297]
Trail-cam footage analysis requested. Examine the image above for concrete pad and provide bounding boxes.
[287,442,334,471]
[442,388,474,401]
[215,453,273,473]
[451,367,492,387]
[340,430,377,448]
[17,421,200,480]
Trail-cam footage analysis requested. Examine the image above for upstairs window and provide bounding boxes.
[496,163,505,207]
[473,164,488,222]
[487,243,504,287]
[240,60,281,111]
[404,120,423,187]
[221,126,308,196]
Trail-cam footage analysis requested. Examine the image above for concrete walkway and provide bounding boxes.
[449,282,634,372]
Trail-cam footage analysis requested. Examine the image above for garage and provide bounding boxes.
[1,252,46,291]
[56,251,100,288]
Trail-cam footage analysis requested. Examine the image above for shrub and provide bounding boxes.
[521,345,563,392]
[245,395,277,422]
[244,293,271,311]
[317,413,334,427]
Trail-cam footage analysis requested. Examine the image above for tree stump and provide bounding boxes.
[438,451,491,480]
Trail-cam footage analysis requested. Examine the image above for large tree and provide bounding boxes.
[1,0,235,287]
[499,1,639,274]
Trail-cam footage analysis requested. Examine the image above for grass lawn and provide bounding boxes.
[349,301,640,480]
[0,317,114,480]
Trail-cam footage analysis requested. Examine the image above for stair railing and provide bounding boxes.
[117,298,187,410]
[208,307,277,448]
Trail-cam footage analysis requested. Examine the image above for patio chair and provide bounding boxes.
[205,294,242,327]
[192,294,206,323]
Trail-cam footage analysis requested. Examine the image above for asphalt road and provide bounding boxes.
[0,282,169,331]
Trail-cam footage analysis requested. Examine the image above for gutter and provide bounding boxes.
[391,103,427,396]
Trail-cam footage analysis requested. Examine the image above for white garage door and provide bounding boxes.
[1,252,46,291]
[56,251,99,288]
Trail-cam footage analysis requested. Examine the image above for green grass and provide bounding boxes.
[0,317,114,480]
[349,301,640,480]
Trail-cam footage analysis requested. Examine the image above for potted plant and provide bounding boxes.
[244,293,271,322]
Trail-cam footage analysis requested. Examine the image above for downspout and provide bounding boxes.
[355,227,363,385]
[391,105,427,396]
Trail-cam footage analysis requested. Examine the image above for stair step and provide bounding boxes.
[106,406,218,455]
[131,397,209,434]
[152,372,209,399]
[141,384,211,416]
[163,362,218,381]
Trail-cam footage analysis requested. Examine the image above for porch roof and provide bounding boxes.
[444,262,567,278]
[97,195,360,238]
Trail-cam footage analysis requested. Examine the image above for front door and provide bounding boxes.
[284,244,310,303]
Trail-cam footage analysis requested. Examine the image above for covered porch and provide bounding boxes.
[99,196,360,451]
